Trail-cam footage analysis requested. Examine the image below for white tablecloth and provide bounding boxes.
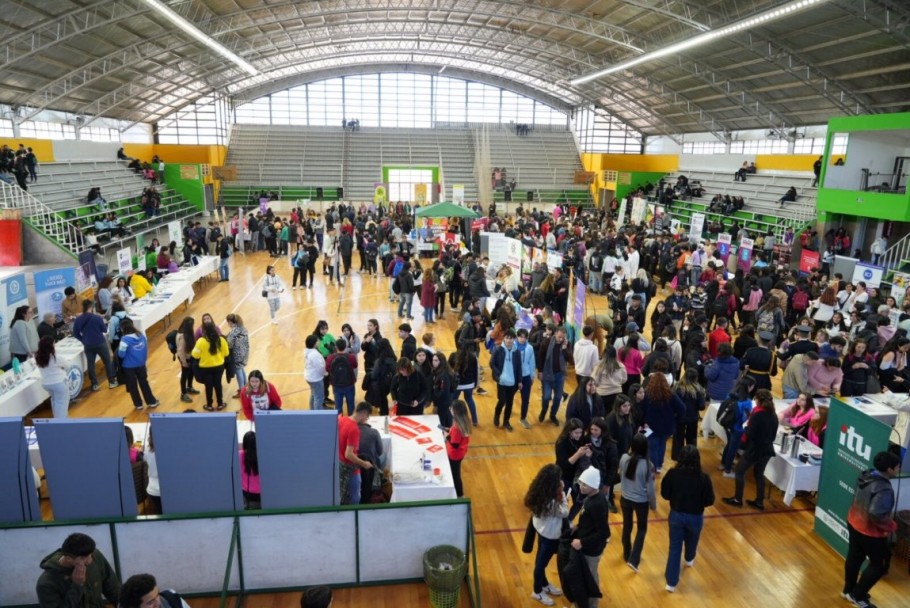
[369,414,457,503]
[764,441,823,506]
[0,338,86,419]
[163,256,219,284]
[702,399,793,443]
[128,281,196,333]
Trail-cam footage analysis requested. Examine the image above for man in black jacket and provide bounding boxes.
[390,357,429,415]
[396,261,416,320]
[558,466,608,606]
[723,389,779,510]
[398,323,417,360]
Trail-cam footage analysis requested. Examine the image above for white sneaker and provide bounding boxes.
[627,562,639,573]
[542,585,562,596]
[685,558,695,568]
[530,592,554,606]
[271,319,278,324]
[666,585,676,593]
[723,471,736,478]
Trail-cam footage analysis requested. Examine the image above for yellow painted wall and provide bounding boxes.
[755,154,846,171]
[122,144,155,162]
[0,138,56,161]
[599,154,679,173]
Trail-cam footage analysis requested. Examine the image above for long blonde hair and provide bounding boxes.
[451,400,472,437]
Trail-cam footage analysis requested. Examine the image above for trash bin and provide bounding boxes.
[423,545,467,608]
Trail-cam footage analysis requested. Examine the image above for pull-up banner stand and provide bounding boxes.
[151,413,242,514]
[34,418,137,520]
[255,410,340,508]
[0,417,40,523]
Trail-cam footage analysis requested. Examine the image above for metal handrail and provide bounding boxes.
[0,179,86,253]
[881,234,910,279]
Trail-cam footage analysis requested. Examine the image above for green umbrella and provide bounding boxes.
[414,201,479,218]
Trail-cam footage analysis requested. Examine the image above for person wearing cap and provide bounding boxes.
[739,331,778,395]
[613,321,651,353]
[559,466,610,606]
[779,324,819,363]
[781,351,820,400]
[807,357,843,398]
[36,532,121,608]
[573,325,599,387]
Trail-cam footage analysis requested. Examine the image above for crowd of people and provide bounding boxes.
[0,142,38,189]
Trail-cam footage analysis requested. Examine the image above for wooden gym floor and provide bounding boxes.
[26,248,910,607]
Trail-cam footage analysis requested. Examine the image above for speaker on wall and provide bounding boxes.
[316,187,324,200]
[504,189,512,202]
[337,187,344,199]
[527,190,534,202]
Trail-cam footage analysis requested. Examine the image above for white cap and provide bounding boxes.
[578,466,601,490]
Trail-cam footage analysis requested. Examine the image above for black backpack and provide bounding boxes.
[716,398,739,430]
[165,329,179,361]
[392,276,402,294]
[710,293,728,317]
[330,354,355,387]
[590,254,603,272]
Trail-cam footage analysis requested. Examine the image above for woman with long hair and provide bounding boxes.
[779,392,815,436]
[620,434,657,572]
[825,311,849,339]
[640,373,685,473]
[661,445,715,593]
[9,305,38,363]
[672,369,706,461]
[420,267,437,324]
[811,286,838,328]
[340,323,361,355]
[524,464,568,606]
[878,336,910,392]
[554,418,589,504]
[431,352,455,429]
[111,276,133,305]
[841,339,877,396]
[96,276,114,318]
[605,394,634,459]
[445,400,472,498]
[618,333,645,394]
[35,336,69,417]
[240,431,261,510]
[723,389,779,510]
[175,317,199,403]
[650,300,672,339]
[755,295,786,345]
[226,314,250,398]
[367,338,397,415]
[239,370,283,420]
[262,265,286,324]
[450,348,479,425]
[312,320,336,406]
[627,383,645,430]
[191,321,230,411]
[586,416,619,514]
[116,318,159,411]
[807,406,829,447]
[193,312,223,340]
[591,346,628,412]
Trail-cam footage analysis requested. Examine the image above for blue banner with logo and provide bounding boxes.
[34,267,76,323]
[814,398,892,557]
[0,272,28,368]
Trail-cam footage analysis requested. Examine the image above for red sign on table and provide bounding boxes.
[799,249,820,273]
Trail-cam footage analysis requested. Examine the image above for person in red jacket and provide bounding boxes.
[707,317,732,359]
[445,400,473,497]
[842,450,901,608]
[239,370,282,420]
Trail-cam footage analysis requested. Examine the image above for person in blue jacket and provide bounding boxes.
[516,328,537,429]
[720,375,756,477]
[704,342,740,401]
[491,329,523,431]
[117,318,159,411]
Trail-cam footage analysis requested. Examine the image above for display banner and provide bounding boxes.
[483,232,508,269]
[452,184,465,204]
[814,398,893,557]
[573,278,586,334]
[716,234,732,264]
[738,237,754,272]
[0,273,28,367]
[547,250,563,271]
[630,197,647,225]
[167,220,182,245]
[891,271,910,308]
[851,262,884,289]
[506,238,522,272]
[689,212,705,243]
[117,247,132,275]
[34,267,76,322]
[616,198,628,228]
[799,249,820,274]
[522,247,548,274]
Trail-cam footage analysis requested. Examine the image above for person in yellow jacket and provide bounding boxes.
[130,271,153,299]
[191,321,230,411]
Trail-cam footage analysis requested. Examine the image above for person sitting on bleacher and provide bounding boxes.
[779,187,798,207]
[88,187,108,210]
[722,195,734,215]
[107,212,126,238]
[94,217,112,240]
[708,194,723,213]
[117,147,133,162]
[746,162,757,174]
[734,161,749,182]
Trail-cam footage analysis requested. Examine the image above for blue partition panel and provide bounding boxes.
[151,413,242,514]
[34,418,137,520]
[0,417,40,523]
[255,410,340,508]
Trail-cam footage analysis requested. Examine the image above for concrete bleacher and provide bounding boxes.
[664,168,817,221]
[226,125,343,185]
[28,160,153,211]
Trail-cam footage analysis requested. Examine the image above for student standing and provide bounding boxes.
[262,265,285,324]
[516,328,537,429]
[304,335,328,409]
[116,319,159,411]
[492,329,522,431]
[524,464,567,606]
[445,400,472,498]
[239,431,261,509]
[35,337,70,418]
[842,451,901,608]
[661,445,715,593]
[175,317,199,403]
[326,339,358,415]
[191,322,230,411]
[431,353,456,429]
[563,466,610,606]
[226,314,250,397]
[723,388,779,510]
[338,402,374,505]
[72,299,118,391]
[619,434,657,572]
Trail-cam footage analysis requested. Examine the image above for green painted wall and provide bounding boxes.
[818,112,910,221]
[616,171,665,202]
[163,164,205,211]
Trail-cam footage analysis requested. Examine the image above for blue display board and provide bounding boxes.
[0,417,40,523]
[34,418,137,520]
[255,410,340,508]
[151,413,242,514]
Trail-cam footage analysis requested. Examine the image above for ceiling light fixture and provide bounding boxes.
[138,0,259,76]
[570,0,828,86]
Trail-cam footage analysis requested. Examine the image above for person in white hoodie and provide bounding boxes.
[304,334,329,409]
[573,325,600,387]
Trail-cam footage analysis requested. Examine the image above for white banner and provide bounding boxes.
[631,196,647,225]
[616,197,628,228]
[690,212,705,243]
[851,261,884,289]
[117,247,132,275]
[506,238,523,271]
[167,220,182,245]
[484,232,508,268]
[452,184,465,204]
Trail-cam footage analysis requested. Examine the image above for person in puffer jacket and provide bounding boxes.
[842,450,901,608]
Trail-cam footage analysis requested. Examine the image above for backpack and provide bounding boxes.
[444,266,455,283]
[392,276,402,295]
[392,259,405,277]
[590,254,603,272]
[330,354,355,387]
[792,289,809,312]
[113,315,132,341]
[165,329,179,361]
[295,250,309,269]
[710,294,728,317]
[757,310,776,335]
[716,398,739,430]
[209,228,220,243]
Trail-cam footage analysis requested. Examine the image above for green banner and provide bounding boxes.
[814,398,892,557]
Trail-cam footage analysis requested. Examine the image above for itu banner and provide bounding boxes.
[34,267,76,322]
[814,398,892,558]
